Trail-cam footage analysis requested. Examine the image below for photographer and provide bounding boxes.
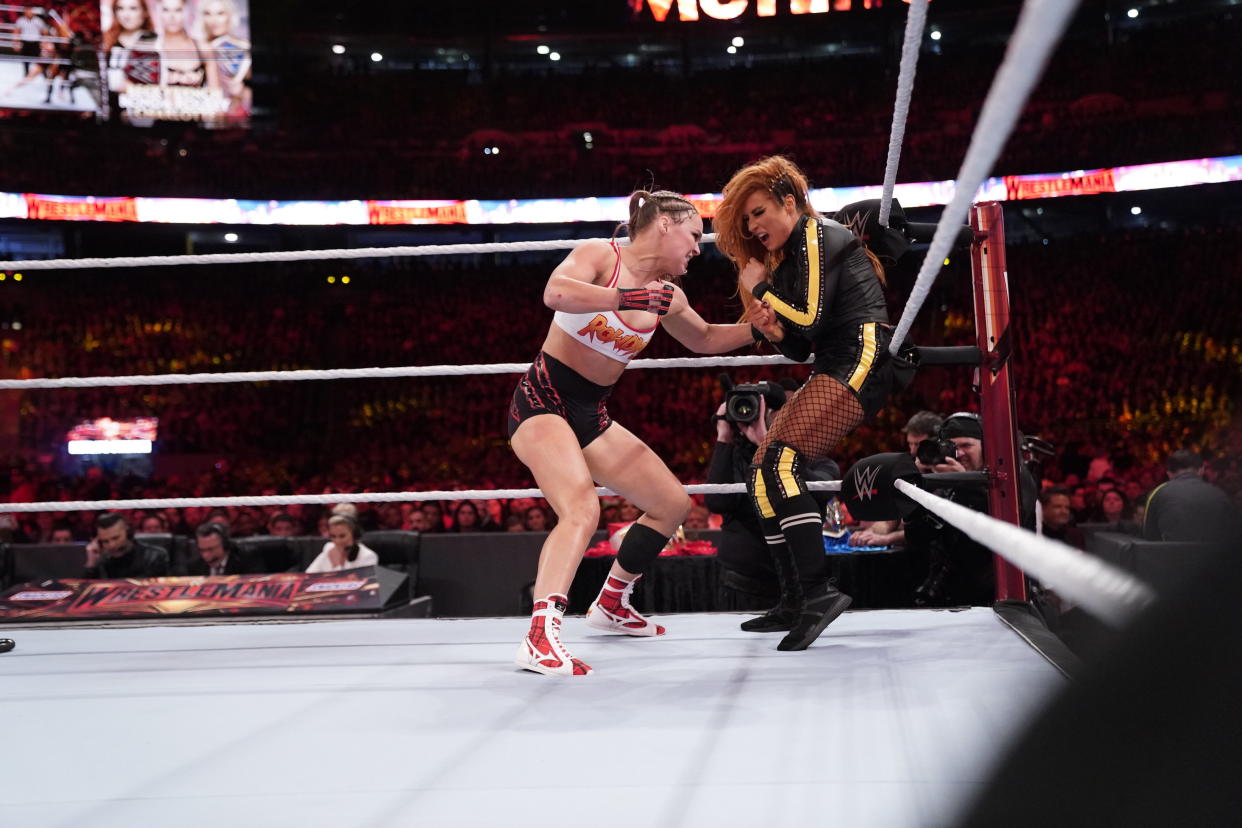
[903,413,995,607]
[849,410,944,549]
[705,376,839,618]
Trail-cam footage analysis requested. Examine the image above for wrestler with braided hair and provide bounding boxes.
[715,156,907,651]
[508,188,755,676]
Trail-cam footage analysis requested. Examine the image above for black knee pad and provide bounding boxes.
[615,522,669,575]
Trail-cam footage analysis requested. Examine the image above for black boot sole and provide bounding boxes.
[777,592,852,651]
[739,618,796,633]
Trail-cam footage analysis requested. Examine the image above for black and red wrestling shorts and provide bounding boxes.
[507,351,614,448]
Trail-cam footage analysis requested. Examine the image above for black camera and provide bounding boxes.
[916,436,957,467]
[725,382,775,425]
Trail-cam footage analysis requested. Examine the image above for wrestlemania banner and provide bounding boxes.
[0,566,382,621]
[0,155,1238,227]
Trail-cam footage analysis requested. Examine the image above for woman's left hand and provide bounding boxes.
[739,259,767,293]
[747,300,784,342]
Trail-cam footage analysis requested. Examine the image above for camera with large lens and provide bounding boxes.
[916,435,956,467]
[725,382,774,425]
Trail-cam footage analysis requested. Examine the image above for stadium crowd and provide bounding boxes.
[1,223,1239,543]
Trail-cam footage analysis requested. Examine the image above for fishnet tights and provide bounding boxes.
[754,374,864,463]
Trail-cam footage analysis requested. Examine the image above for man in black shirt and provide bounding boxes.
[83,513,169,579]
[1039,486,1086,550]
[904,413,996,607]
[1143,449,1238,546]
[186,522,261,576]
[705,379,838,621]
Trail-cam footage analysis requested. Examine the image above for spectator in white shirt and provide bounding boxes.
[306,514,378,573]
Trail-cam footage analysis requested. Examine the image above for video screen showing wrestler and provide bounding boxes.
[0,1,101,115]
[100,0,250,126]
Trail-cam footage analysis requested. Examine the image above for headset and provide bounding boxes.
[197,521,238,557]
[95,512,135,542]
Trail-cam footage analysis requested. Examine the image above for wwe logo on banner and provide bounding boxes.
[126,50,160,86]
[852,464,882,501]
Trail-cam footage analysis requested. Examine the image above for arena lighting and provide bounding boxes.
[327,276,336,283]
[1130,206,1142,215]
[930,29,942,41]
[549,52,561,61]
[67,440,152,456]
[731,36,744,47]
[370,52,383,62]
[537,45,550,54]
[224,232,238,242]
[1127,8,1139,18]
[727,45,737,54]
[12,273,20,281]
[341,276,351,284]
[331,44,345,55]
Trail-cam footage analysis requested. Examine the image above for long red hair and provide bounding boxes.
[715,155,883,318]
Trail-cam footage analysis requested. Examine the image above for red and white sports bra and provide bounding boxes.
[552,242,657,363]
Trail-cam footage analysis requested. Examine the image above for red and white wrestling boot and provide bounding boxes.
[515,593,592,676]
[585,574,666,637]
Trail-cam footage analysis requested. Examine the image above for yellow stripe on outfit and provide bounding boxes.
[847,322,879,392]
[752,466,775,518]
[762,217,822,329]
[777,446,802,497]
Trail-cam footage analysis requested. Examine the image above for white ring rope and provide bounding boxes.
[0,234,716,272]
[0,480,842,514]
[0,354,808,390]
[889,0,1081,354]
[894,479,1156,626]
[879,0,929,228]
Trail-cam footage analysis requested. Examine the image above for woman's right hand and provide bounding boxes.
[739,259,767,294]
[617,280,675,315]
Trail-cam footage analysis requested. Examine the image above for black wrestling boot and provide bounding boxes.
[0,638,14,653]
[740,540,803,633]
[740,604,800,633]
[777,581,852,651]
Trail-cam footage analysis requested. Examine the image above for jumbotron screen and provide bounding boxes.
[66,416,158,455]
[101,0,251,125]
[0,0,250,125]
[0,1,100,116]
